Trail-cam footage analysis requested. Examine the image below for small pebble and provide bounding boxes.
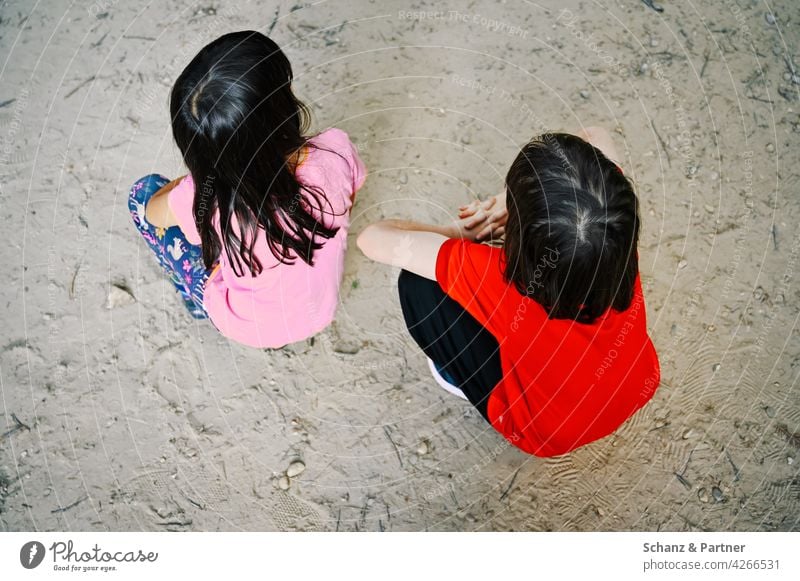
[104,285,135,309]
[704,204,714,213]
[712,486,725,502]
[580,90,590,99]
[707,324,716,332]
[678,259,688,269]
[151,504,170,519]
[764,406,776,418]
[788,457,794,465]
[765,12,776,25]
[766,143,775,153]
[278,475,290,490]
[710,171,719,181]
[595,506,605,516]
[639,63,650,75]
[654,419,666,429]
[650,38,658,47]
[460,134,472,145]
[698,488,710,503]
[286,461,306,478]
[333,341,361,355]
[682,429,694,440]
[416,440,429,455]
[398,171,408,184]
[711,363,721,372]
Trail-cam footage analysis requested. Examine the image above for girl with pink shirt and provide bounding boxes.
[129,31,366,348]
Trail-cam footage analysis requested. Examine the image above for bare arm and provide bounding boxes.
[356,220,462,281]
[144,176,185,228]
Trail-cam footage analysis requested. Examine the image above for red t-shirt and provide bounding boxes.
[435,239,660,456]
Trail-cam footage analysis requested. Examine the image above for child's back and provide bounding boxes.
[168,128,364,346]
[436,239,658,456]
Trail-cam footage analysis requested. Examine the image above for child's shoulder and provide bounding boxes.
[304,128,366,191]
[309,127,354,149]
[305,128,359,168]
[464,239,504,259]
[442,239,505,276]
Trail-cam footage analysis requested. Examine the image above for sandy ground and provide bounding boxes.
[1,0,799,532]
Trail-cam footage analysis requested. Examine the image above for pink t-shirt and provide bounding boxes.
[168,128,366,348]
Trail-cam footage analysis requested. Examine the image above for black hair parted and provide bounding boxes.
[502,132,640,324]
[170,30,338,276]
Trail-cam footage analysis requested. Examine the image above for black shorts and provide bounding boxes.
[397,270,503,421]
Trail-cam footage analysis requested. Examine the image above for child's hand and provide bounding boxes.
[458,193,508,241]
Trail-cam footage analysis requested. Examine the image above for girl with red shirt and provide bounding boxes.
[357,128,660,456]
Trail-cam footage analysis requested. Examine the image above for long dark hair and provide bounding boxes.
[170,31,338,275]
[503,133,639,324]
